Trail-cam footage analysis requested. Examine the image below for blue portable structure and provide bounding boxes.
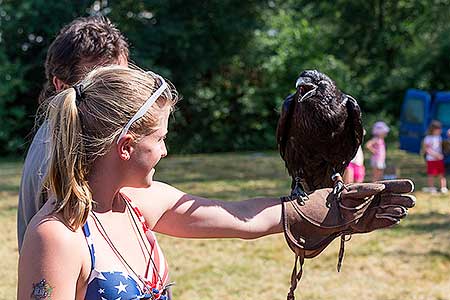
[399,89,450,163]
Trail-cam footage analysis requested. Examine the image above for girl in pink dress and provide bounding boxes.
[366,121,390,181]
[344,145,365,183]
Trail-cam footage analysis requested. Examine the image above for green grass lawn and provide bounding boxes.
[1,149,449,300]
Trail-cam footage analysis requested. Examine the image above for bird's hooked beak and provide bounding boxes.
[295,77,317,102]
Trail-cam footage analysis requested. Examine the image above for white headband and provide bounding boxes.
[116,73,168,144]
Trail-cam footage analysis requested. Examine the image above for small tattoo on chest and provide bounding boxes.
[31,279,53,300]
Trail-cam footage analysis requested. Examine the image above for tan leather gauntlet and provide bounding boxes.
[282,179,415,300]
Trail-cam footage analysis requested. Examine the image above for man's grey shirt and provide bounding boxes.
[17,123,50,251]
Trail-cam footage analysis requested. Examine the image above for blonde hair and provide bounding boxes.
[42,65,178,230]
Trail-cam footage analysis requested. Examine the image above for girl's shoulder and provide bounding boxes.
[23,200,86,253]
[366,137,376,144]
[18,201,91,300]
[370,137,383,144]
[121,181,186,229]
[424,135,441,143]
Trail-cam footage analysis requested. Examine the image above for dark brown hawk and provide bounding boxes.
[277,70,363,202]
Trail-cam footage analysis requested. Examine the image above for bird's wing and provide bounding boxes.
[276,93,296,160]
[345,94,364,163]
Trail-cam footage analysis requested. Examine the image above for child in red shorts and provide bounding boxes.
[423,120,448,193]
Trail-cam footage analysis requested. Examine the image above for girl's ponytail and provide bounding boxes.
[44,88,92,230]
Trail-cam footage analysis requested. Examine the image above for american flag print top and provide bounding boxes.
[122,193,170,288]
[82,194,170,300]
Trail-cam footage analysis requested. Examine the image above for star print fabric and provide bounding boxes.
[81,195,170,300]
[85,271,142,300]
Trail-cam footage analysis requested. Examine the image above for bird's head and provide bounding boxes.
[295,70,337,103]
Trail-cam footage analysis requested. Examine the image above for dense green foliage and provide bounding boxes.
[0,0,449,155]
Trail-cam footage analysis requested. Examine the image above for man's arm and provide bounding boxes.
[17,124,51,251]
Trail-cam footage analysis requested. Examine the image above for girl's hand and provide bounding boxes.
[447,129,450,138]
[434,153,444,160]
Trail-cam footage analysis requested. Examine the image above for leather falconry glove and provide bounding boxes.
[281,179,415,300]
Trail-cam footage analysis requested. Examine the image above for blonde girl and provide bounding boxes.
[18,66,416,300]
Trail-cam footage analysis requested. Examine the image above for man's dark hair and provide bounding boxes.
[39,15,129,103]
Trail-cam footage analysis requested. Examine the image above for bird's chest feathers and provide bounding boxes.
[293,104,344,141]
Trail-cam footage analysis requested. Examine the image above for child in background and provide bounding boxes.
[344,129,366,184]
[344,146,365,183]
[366,121,389,181]
[423,120,448,193]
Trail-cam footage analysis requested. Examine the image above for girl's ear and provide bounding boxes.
[52,76,70,92]
[116,134,135,161]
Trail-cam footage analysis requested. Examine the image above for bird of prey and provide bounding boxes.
[276,70,363,203]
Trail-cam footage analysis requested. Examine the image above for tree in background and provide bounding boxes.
[1,0,449,155]
[108,0,273,153]
[0,0,91,154]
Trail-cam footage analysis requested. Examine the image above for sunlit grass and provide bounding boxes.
[1,149,449,300]
[0,158,21,300]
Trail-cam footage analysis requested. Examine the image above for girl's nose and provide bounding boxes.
[161,141,168,158]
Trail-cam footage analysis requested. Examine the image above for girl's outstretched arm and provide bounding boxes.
[124,182,282,239]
